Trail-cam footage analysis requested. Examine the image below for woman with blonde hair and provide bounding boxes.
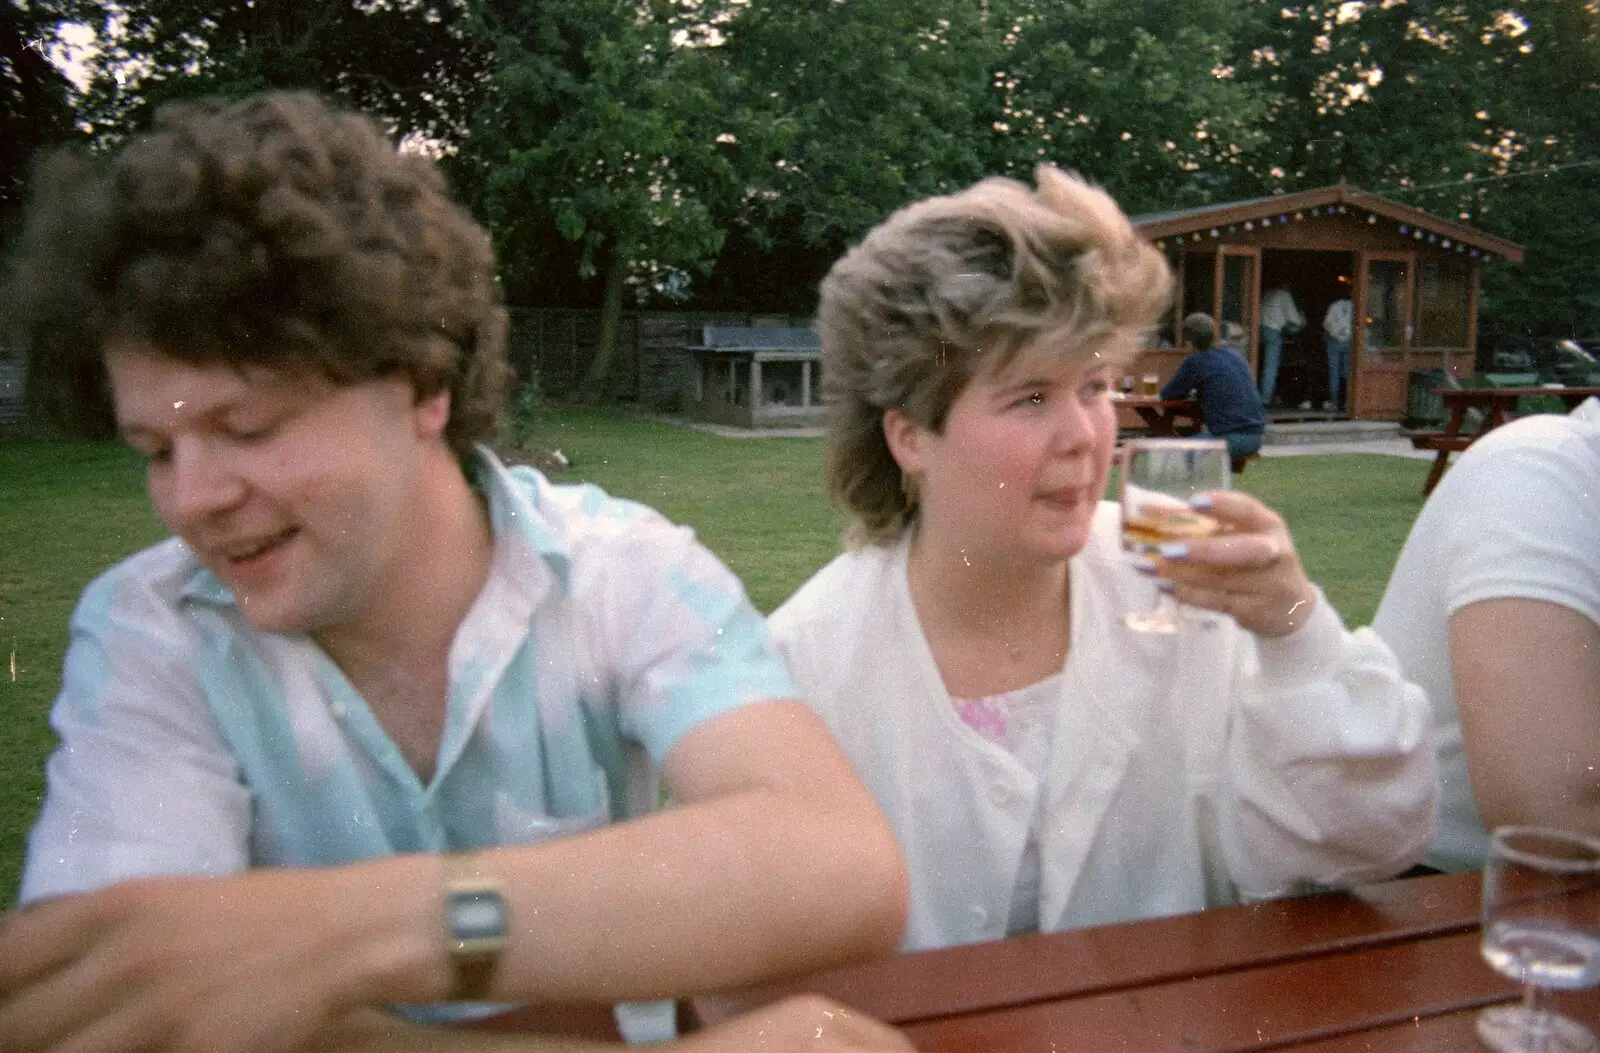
[770,167,1438,951]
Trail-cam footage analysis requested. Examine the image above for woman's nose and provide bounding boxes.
[1048,396,1100,452]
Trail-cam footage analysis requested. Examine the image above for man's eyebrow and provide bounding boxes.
[116,421,161,444]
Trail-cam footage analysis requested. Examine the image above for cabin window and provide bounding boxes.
[1416,259,1470,349]
[1365,259,1410,362]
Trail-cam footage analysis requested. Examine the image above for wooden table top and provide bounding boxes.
[1112,393,1200,409]
[1435,384,1600,403]
[691,872,1600,1052]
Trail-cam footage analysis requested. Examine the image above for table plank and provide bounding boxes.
[1113,394,1202,437]
[904,929,1600,1053]
[692,875,1480,1030]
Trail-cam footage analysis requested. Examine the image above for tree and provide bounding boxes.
[981,0,1276,213]
[714,0,995,265]
[1235,0,1600,341]
[67,0,490,146]
[1,0,77,247]
[456,0,781,399]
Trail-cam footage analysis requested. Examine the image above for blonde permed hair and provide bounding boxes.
[817,166,1172,546]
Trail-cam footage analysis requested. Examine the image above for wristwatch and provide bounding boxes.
[442,852,509,1001]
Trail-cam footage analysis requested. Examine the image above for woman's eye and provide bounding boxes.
[1012,391,1046,408]
[1084,378,1111,397]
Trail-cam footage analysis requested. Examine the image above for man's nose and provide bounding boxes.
[164,441,247,526]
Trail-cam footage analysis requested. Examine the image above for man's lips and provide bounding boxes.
[208,527,299,578]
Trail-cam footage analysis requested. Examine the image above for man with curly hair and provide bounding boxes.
[0,92,909,1053]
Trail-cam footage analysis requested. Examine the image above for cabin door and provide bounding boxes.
[1217,246,1261,371]
[1180,245,1259,365]
[1353,250,1414,420]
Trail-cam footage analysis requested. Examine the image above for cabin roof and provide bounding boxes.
[1131,183,1523,263]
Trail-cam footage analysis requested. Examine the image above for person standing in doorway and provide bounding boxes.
[1258,286,1305,407]
[1323,295,1354,412]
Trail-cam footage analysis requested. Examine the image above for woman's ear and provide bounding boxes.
[882,408,926,476]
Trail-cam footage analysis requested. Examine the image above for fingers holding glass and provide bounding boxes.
[1120,438,1231,634]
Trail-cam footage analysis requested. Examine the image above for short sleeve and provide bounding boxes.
[585,505,797,767]
[1436,432,1600,628]
[21,567,251,904]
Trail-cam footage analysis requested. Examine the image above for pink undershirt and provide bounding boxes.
[951,671,1064,935]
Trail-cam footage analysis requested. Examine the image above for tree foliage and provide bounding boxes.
[22,0,1600,374]
[1,1,77,245]
[68,0,490,145]
[1232,0,1600,338]
[983,0,1274,212]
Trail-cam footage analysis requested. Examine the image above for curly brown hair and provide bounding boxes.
[2,90,508,459]
[818,166,1172,546]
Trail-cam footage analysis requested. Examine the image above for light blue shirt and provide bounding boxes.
[22,447,795,903]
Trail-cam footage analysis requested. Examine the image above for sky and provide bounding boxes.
[48,21,96,92]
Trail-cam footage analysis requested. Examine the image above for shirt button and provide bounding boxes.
[989,782,1013,807]
[970,904,990,925]
[330,702,348,721]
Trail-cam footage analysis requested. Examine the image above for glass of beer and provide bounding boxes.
[1120,438,1230,633]
[1140,373,1161,397]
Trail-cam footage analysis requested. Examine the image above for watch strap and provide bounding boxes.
[449,948,498,1002]
[443,853,508,1002]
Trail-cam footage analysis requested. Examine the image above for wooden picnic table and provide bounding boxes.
[1112,393,1203,436]
[1410,384,1600,495]
[689,870,1600,1052]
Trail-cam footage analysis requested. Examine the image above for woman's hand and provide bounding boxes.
[1139,490,1320,639]
[680,996,915,1053]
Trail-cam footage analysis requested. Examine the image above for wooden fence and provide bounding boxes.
[506,308,813,408]
[0,311,815,437]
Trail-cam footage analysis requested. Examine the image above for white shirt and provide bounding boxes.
[771,507,1438,950]
[23,448,795,904]
[1261,288,1306,333]
[1373,400,1600,872]
[1324,299,1354,343]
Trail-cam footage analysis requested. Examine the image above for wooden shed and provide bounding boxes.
[1130,184,1523,421]
[683,325,825,429]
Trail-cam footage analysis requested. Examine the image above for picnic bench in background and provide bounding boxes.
[1113,394,1260,475]
[1404,376,1600,494]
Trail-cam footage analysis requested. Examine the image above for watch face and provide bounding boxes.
[449,889,507,943]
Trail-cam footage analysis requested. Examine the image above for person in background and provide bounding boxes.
[1258,286,1305,408]
[1218,320,1248,359]
[0,90,909,1053]
[768,166,1438,953]
[1373,397,1600,873]
[1323,296,1354,412]
[1160,312,1267,460]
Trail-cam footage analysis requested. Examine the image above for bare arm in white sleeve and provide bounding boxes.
[1451,598,1600,839]
[1221,599,1438,896]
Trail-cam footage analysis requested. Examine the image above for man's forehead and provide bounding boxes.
[104,343,318,416]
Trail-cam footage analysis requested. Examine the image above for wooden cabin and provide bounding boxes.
[1130,184,1523,421]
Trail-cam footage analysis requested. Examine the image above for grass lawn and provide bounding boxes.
[0,409,1431,901]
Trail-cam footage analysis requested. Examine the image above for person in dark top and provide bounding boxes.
[1161,312,1267,458]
